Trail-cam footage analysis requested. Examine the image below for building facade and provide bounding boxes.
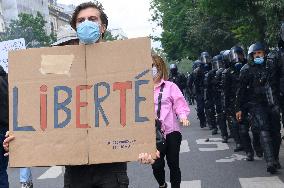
[48,2,72,34]
[2,0,50,32]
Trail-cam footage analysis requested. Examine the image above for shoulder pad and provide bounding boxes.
[240,64,250,74]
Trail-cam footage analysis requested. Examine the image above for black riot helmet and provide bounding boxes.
[192,60,202,70]
[230,46,245,63]
[170,64,177,70]
[281,22,284,42]
[170,63,178,76]
[248,42,266,62]
[219,50,226,55]
[212,55,223,70]
[200,52,211,64]
[221,50,231,68]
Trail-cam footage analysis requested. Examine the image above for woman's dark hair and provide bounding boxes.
[70,1,108,38]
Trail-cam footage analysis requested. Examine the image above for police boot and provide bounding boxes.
[208,124,213,130]
[171,183,180,188]
[255,151,263,158]
[274,160,282,169]
[234,143,243,152]
[159,183,168,188]
[212,128,218,135]
[222,136,228,143]
[260,131,277,174]
[200,120,206,128]
[246,152,254,161]
[267,162,277,174]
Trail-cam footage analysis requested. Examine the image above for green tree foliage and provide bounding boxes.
[175,58,193,74]
[0,12,56,48]
[104,30,119,41]
[151,0,284,62]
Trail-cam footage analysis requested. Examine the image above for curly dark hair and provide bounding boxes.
[70,1,108,38]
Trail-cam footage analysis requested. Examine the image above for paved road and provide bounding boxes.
[8,105,284,188]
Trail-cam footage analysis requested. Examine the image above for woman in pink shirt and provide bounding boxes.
[151,55,190,188]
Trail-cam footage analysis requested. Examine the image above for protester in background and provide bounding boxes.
[151,54,190,188]
[0,65,9,188]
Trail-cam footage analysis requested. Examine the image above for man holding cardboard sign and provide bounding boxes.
[5,2,157,188]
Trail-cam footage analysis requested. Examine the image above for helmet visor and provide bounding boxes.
[201,55,210,64]
[230,52,239,63]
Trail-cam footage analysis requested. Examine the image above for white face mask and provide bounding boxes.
[152,66,158,78]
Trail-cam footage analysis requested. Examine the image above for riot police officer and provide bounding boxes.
[200,52,217,133]
[191,60,207,128]
[213,53,228,142]
[204,53,218,135]
[222,47,243,152]
[187,72,196,105]
[169,64,187,95]
[230,46,263,161]
[236,42,281,174]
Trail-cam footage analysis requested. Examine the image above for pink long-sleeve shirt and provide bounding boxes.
[154,79,190,136]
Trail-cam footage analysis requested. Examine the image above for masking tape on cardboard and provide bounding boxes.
[40,55,74,75]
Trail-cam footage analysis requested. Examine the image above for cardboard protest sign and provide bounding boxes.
[8,37,155,167]
[0,38,26,72]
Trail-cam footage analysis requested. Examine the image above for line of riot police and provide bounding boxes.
[168,63,196,105]
[188,23,284,174]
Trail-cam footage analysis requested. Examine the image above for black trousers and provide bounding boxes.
[205,99,217,130]
[152,131,182,188]
[226,107,241,145]
[196,94,206,127]
[215,97,228,137]
[64,163,128,188]
[249,105,281,164]
[239,113,262,154]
